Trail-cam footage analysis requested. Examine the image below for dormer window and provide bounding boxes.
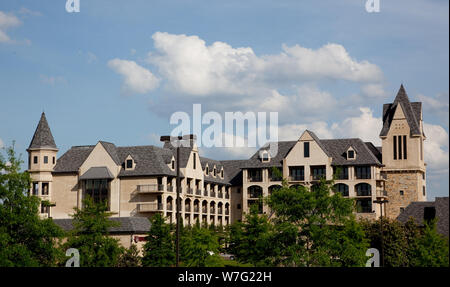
[206,166,209,175]
[347,150,355,159]
[221,169,224,178]
[260,150,270,162]
[124,155,135,170]
[213,167,217,177]
[171,159,175,170]
[126,159,133,169]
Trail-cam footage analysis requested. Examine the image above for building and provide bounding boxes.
[397,197,449,238]
[27,85,427,224]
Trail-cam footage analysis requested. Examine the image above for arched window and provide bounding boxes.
[334,183,349,196]
[355,183,372,196]
[247,185,263,199]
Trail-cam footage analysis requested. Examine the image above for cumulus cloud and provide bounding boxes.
[0,138,4,148]
[423,123,449,172]
[361,83,387,98]
[108,59,160,95]
[145,32,383,97]
[0,11,21,43]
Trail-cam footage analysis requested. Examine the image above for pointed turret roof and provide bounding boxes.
[28,112,58,150]
[380,85,423,137]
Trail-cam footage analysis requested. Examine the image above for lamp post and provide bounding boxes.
[373,196,389,267]
[160,134,195,267]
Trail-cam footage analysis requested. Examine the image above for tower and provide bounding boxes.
[380,85,426,219]
[27,112,58,218]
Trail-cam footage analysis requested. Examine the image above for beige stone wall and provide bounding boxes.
[52,173,79,218]
[119,177,159,217]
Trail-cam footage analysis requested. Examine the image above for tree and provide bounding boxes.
[409,220,449,267]
[0,144,63,267]
[142,213,175,267]
[229,204,274,266]
[63,197,123,267]
[266,177,369,267]
[118,244,141,267]
[182,221,223,267]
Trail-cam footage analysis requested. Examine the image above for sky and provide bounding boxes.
[0,0,448,199]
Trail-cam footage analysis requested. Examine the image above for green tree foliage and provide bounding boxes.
[142,213,175,267]
[181,221,223,267]
[118,244,142,267]
[0,144,63,267]
[229,204,274,266]
[266,176,369,267]
[63,197,123,267]
[410,220,449,267]
[362,217,449,267]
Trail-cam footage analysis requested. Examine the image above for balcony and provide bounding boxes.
[138,203,163,212]
[247,176,262,182]
[310,174,325,181]
[210,208,215,214]
[288,175,304,181]
[376,189,388,198]
[225,210,229,215]
[203,190,208,196]
[185,206,191,212]
[210,191,216,197]
[186,188,194,195]
[376,174,387,181]
[167,185,173,192]
[167,204,173,211]
[225,193,230,199]
[218,192,223,198]
[247,192,262,199]
[194,206,199,213]
[202,207,207,213]
[137,184,164,193]
[218,208,223,214]
[195,189,201,196]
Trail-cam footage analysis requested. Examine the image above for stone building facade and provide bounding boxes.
[27,85,426,224]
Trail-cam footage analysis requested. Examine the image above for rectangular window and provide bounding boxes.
[289,166,305,181]
[237,204,241,209]
[42,182,49,195]
[355,166,371,179]
[403,135,407,160]
[33,156,38,164]
[393,136,397,160]
[311,165,326,180]
[399,190,404,196]
[304,142,310,158]
[420,139,423,160]
[193,153,196,169]
[32,182,39,196]
[44,156,48,164]
[53,157,56,164]
[172,160,175,170]
[398,135,402,159]
[333,166,349,180]
[400,207,405,213]
[85,179,110,209]
[423,186,426,196]
[356,198,372,213]
[126,159,133,169]
[41,203,49,215]
[247,169,262,182]
[347,150,355,159]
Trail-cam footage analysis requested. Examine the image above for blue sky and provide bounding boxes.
[0,0,448,199]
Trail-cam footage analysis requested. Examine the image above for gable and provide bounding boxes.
[79,142,120,177]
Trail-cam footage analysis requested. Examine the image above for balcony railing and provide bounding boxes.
[218,208,223,214]
[138,203,163,212]
[187,188,193,195]
[376,189,388,198]
[194,206,199,213]
[376,174,387,181]
[167,204,173,211]
[195,189,201,195]
[218,192,223,198]
[210,208,215,213]
[248,192,262,199]
[310,174,325,181]
[225,193,230,199]
[185,206,191,212]
[288,175,304,181]
[210,191,216,197]
[137,184,165,193]
[167,185,173,192]
[203,190,208,196]
[202,207,207,213]
[247,176,262,182]
[225,210,229,215]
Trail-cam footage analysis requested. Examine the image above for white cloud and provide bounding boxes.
[423,123,449,172]
[0,11,21,43]
[108,59,160,95]
[278,121,334,141]
[145,32,383,97]
[18,7,42,17]
[361,83,387,98]
[417,92,449,127]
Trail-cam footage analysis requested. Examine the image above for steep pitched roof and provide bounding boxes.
[321,139,382,166]
[220,160,247,185]
[53,145,94,173]
[240,141,297,168]
[380,85,423,137]
[117,146,176,177]
[200,157,229,185]
[28,112,57,150]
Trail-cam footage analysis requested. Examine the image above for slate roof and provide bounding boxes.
[53,217,151,234]
[28,112,57,150]
[397,197,449,238]
[79,166,114,180]
[220,160,247,186]
[116,145,177,177]
[53,145,94,173]
[380,85,423,137]
[200,157,229,185]
[240,141,297,168]
[321,138,382,166]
